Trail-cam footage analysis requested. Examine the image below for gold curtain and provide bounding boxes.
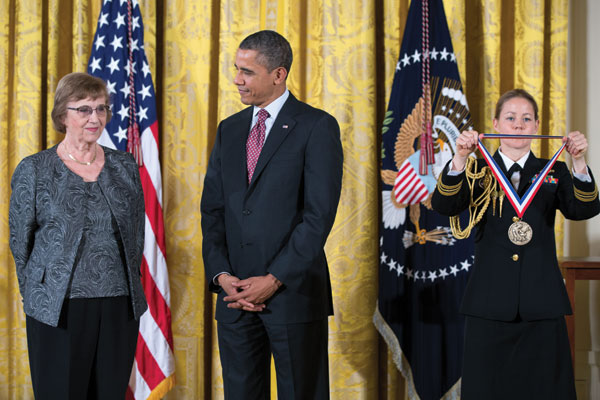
[0,0,568,399]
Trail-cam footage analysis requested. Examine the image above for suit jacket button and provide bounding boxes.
[512,254,519,261]
[242,209,251,216]
[512,216,519,222]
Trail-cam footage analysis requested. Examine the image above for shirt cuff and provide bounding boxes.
[448,160,466,176]
[213,272,230,286]
[573,166,592,183]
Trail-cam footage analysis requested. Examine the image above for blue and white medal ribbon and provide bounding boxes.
[477,134,567,219]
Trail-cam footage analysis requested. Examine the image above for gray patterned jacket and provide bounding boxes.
[9,145,148,327]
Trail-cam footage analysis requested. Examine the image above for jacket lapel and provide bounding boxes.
[237,108,254,188]
[492,151,542,196]
[247,94,298,188]
[493,151,509,176]
[223,106,253,190]
[97,151,133,260]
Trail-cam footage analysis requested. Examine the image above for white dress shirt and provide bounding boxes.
[250,89,290,141]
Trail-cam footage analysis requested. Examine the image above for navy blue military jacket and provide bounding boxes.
[432,152,600,321]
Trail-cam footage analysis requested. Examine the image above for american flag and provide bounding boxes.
[87,0,175,398]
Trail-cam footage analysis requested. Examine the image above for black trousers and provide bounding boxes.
[26,296,139,400]
[218,312,330,400]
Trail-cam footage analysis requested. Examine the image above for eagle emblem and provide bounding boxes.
[381,78,472,247]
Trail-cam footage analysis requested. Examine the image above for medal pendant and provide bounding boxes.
[508,220,532,245]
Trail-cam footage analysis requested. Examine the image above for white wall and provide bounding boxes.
[567,1,600,398]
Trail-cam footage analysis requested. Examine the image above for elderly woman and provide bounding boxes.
[9,72,147,399]
[432,89,600,399]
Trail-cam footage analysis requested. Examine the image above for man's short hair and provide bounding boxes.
[239,30,293,74]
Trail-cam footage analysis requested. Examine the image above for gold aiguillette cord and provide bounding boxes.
[449,158,496,239]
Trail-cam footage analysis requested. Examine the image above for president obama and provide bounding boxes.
[201,30,343,399]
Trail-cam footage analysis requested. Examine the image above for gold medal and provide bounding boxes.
[508,219,532,245]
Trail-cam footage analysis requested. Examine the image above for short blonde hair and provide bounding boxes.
[51,72,111,133]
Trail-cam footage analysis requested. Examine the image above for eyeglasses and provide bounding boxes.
[67,105,111,117]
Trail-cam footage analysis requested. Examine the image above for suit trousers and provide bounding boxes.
[26,296,139,400]
[217,312,330,400]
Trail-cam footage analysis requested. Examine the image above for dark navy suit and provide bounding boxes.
[201,93,343,399]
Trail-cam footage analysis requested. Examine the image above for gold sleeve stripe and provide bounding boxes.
[436,176,463,197]
[574,185,599,202]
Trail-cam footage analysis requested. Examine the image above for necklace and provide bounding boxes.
[65,143,97,166]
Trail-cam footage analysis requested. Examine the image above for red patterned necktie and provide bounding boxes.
[246,108,269,183]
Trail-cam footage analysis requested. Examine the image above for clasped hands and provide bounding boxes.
[218,273,282,312]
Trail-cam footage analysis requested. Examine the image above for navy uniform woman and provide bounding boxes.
[432,89,600,400]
